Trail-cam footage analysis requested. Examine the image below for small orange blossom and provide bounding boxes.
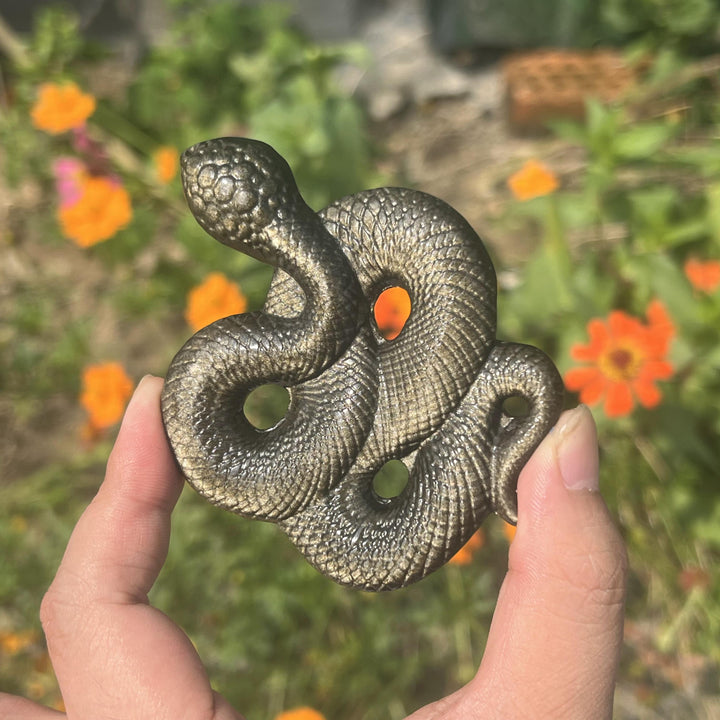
[449,529,485,566]
[0,629,37,655]
[507,159,559,201]
[185,272,248,331]
[564,300,674,418]
[502,522,517,543]
[31,81,96,134]
[58,175,132,247]
[684,257,720,293]
[153,146,179,184]
[274,708,326,720]
[80,362,133,430]
[374,286,411,340]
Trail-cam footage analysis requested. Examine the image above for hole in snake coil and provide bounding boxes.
[243,384,290,430]
[502,394,530,418]
[372,460,410,500]
[373,286,411,340]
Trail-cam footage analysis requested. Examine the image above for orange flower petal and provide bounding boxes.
[507,159,559,201]
[604,381,634,418]
[374,286,411,340]
[31,82,96,134]
[449,529,485,565]
[564,366,600,391]
[58,176,132,247]
[684,257,720,293]
[185,272,248,331]
[632,377,661,408]
[80,362,133,429]
[153,146,179,184]
[274,708,326,720]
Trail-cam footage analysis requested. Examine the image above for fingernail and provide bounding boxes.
[556,405,599,492]
[127,374,159,407]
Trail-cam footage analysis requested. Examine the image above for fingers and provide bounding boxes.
[468,405,627,719]
[40,376,242,720]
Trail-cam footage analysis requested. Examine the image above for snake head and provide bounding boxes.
[181,137,300,251]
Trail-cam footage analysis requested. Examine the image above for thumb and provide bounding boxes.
[474,405,627,719]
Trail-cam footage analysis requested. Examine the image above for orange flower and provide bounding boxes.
[507,159,559,201]
[564,300,675,418]
[31,81,96,134]
[0,630,37,655]
[374,286,411,340]
[502,522,517,543]
[153,146,179,184]
[80,362,134,430]
[58,175,132,247]
[185,272,248,331]
[684,257,720,293]
[449,529,485,566]
[274,708,326,720]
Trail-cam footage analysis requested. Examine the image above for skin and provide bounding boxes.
[0,376,627,720]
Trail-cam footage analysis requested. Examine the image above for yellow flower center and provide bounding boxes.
[598,342,644,382]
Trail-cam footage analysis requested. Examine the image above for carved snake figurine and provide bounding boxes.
[161,138,564,591]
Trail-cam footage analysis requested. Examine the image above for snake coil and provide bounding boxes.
[161,138,564,591]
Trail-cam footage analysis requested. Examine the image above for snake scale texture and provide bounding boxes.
[161,137,564,591]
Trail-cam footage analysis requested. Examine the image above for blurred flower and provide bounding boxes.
[374,286,411,340]
[684,257,720,293]
[678,566,710,593]
[0,629,37,655]
[10,515,28,533]
[53,157,88,208]
[274,708,326,720]
[564,300,675,418]
[153,146,179,183]
[30,81,96,134]
[502,521,517,543]
[58,175,132,247]
[507,159,559,201]
[80,362,134,430]
[449,529,485,565]
[185,272,248,331]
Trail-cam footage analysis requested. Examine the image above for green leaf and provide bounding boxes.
[614,123,676,160]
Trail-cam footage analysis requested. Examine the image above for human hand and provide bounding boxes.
[0,377,626,720]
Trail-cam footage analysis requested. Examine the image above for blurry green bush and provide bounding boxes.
[501,93,720,663]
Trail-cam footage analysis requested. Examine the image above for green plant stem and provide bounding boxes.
[0,14,30,67]
[656,586,706,653]
[543,195,574,311]
[447,567,475,684]
[93,101,159,156]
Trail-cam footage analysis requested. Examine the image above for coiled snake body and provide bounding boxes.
[161,138,564,591]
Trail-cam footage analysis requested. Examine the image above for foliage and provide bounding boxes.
[602,0,720,53]
[2,0,720,716]
[500,92,720,661]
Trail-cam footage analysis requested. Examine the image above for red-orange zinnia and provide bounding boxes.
[684,257,720,293]
[153,146,179,184]
[564,300,675,418]
[58,175,132,247]
[507,159,559,201]
[185,272,248,331]
[502,522,517,543]
[80,362,134,430]
[274,708,326,720]
[449,529,485,566]
[31,81,96,134]
[373,286,411,340]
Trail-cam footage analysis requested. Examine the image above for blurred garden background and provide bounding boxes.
[1,0,719,717]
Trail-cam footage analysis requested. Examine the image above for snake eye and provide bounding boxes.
[373,286,411,340]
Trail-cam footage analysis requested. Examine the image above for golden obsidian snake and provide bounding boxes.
[161,138,564,591]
